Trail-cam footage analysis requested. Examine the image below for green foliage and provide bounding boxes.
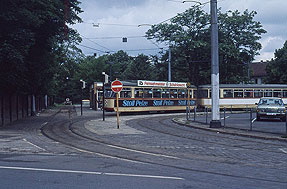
[265,41,287,84]
[0,0,82,95]
[146,7,266,86]
[77,51,156,84]
[123,54,155,80]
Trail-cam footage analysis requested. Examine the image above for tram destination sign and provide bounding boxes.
[111,80,123,93]
[117,99,195,107]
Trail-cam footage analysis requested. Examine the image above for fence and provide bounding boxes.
[0,94,54,126]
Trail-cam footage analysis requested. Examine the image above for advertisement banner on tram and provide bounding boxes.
[138,80,187,88]
[117,99,195,107]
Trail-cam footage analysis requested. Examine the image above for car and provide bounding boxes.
[256,97,286,121]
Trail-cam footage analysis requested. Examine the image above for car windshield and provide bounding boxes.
[258,98,283,105]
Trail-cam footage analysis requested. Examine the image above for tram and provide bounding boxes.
[91,80,287,112]
[99,80,196,112]
[197,84,287,109]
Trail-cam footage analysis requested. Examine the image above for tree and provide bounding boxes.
[265,41,287,84]
[146,7,266,86]
[0,0,82,95]
[123,54,155,80]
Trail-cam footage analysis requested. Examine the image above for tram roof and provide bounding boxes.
[199,84,287,89]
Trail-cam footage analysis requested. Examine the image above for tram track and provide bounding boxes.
[127,115,287,154]
[38,108,287,184]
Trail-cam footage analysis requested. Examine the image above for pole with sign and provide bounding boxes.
[111,80,123,129]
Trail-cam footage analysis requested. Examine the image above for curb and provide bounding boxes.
[172,118,287,142]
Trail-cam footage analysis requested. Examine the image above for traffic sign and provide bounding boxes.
[111,80,123,93]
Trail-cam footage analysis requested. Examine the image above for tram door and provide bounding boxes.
[93,82,103,110]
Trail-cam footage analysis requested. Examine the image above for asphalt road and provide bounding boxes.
[0,106,286,189]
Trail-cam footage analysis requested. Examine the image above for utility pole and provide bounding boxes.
[168,46,171,81]
[210,0,221,128]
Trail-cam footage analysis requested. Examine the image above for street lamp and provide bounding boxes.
[80,79,86,116]
[102,72,109,121]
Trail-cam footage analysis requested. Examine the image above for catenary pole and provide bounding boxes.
[168,46,171,81]
[210,0,221,128]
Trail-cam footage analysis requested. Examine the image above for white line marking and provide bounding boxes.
[41,122,48,127]
[252,118,257,123]
[221,116,230,120]
[279,148,287,154]
[0,166,184,180]
[23,139,46,151]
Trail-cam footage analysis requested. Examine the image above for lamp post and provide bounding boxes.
[80,79,86,116]
[210,0,221,128]
[168,46,171,81]
[102,72,109,121]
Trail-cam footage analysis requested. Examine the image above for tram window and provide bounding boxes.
[223,90,233,98]
[254,90,263,97]
[234,90,243,98]
[170,89,178,98]
[162,89,170,98]
[105,89,115,98]
[178,89,185,98]
[120,88,132,98]
[135,88,143,98]
[264,90,273,97]
[153,88,161,98]
[143,88,152,98]
[244,90,253,98]
[198,90,208,98]
[283,90,287,97]
[273,90,282,97]
[193,90,197,98]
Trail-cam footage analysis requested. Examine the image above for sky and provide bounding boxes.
[72,0,287,62]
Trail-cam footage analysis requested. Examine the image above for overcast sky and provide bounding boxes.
[72,0,287,62]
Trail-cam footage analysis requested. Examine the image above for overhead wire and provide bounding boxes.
[78,44,107,53]
[78,0,223,55]
[85,36,146,40]
[80,34,115,53]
